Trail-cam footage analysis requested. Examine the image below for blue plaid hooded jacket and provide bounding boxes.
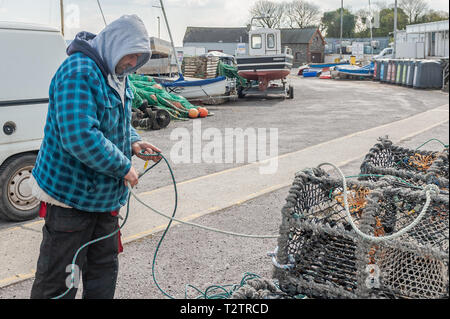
[32,15,151,212]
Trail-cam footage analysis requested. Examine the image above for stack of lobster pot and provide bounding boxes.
[273,137,449,299]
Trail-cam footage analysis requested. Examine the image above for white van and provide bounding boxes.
[0,22,67,221]
[373,47,394,60]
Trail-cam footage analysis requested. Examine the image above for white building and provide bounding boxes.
[396,20,449,59]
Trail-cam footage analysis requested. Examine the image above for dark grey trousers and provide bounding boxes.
[30,204,120,299]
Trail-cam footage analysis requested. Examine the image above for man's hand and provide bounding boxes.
[132,141,162,162]
[124,166,139,188]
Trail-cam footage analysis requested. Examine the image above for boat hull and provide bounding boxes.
[309,62,349,68]
[161,76,228,100]
[237,69,291,82]
[335,63,374,77]
[236,54,293,90]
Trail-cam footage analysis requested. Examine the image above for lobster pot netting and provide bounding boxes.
[274,168,449,299]
[360,138,449,190]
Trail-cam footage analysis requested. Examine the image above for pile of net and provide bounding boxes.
[186,273,303,299]
[128,74,203,121]
[217,61,247,88]
[272,138,449,299]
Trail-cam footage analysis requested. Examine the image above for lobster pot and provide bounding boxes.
[274,168,449,299]
[360,138,449,190]
[182,56,220,79]
[413,60,444,89]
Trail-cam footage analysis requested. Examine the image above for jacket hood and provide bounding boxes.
[67,15,151,79]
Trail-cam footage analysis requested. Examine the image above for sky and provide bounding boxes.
[0,0,449,45]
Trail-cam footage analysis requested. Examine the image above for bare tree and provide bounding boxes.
[354,9,371,34]
[249,0,285,28]
[284,0,321,28]
[399,0,429,24]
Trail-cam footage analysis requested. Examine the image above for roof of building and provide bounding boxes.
[183,27,248,43]
[183,26,324,45]
[406,19,449,33]
[280,27,321,44]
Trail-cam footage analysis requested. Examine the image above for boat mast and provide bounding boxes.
[60,0,64,36]
[97,0,108,27]
[158,0,182,76]
[368,0,373,55]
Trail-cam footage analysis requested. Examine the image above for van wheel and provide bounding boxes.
[0,154,40,222]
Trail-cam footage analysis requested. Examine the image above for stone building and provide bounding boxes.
[280,28,326,67]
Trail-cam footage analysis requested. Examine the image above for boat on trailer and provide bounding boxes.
[309,61,349,69]
[236,28,294,98]
[156,75,228,100]
[335,62,375,78]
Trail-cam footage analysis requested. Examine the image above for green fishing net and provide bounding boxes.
[128,74,200,120]
[217,61,247,87]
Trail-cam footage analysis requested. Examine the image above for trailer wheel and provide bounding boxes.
[0,153,40,221]
[238,87,246,99]
[288,85,294,99]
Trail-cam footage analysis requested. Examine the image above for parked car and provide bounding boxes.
[373,47,394,60]
[0,22,67,221]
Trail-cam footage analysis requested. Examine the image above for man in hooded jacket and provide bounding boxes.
[30,15,159,299]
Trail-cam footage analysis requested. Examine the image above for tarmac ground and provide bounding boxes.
[0,74,448,299]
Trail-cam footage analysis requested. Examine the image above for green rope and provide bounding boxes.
[54,152,279,300]
[50,155,166,299]
[415,138,449,151]
[185,272,262,299]
[328,173,423,200]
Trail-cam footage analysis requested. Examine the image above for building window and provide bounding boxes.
[295,52,302,61]
[267,34,275,49]
[251,34,262,49]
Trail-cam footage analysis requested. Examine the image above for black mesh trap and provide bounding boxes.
[360,137,449,190]
[273,168,449,299]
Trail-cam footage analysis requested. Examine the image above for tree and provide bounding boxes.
[399,0,429,24]
[418,9,449,23]
[354,9,372,36]
[353,7,408,38]
[284,0,321,28]
[320,8,356,38]
[249,0,285,29]
[372,7,408,37]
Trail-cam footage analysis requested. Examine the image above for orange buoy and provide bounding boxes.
[153,84,163,90]
[198,107,208,118]
[188,108,199,118]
